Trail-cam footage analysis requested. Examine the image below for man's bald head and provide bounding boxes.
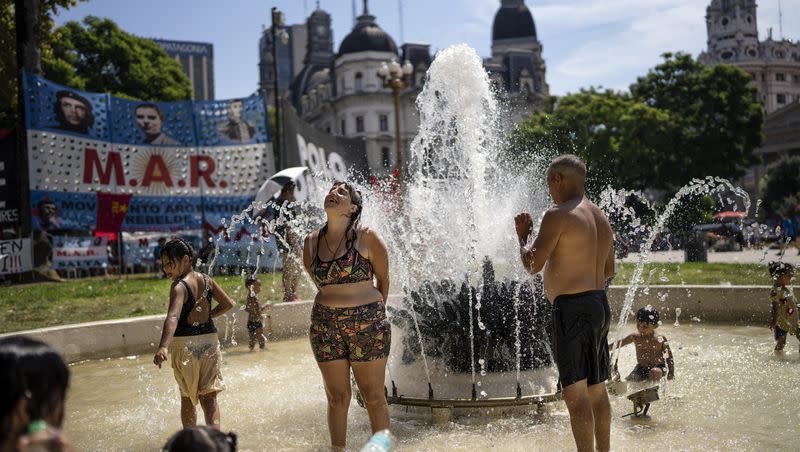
[547,154,587,183]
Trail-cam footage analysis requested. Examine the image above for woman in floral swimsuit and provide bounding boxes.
[302,181,391,451]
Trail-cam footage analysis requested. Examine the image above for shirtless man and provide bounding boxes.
[515,154,615,452]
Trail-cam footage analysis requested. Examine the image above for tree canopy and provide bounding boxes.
[760,156,800,219]
[508,53,764,194]
[1,9,191,128]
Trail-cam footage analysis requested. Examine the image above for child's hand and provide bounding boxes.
[153,346,168,368]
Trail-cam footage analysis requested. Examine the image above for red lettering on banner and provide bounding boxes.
[190,156,216,188]
[141,155,174,187]
[83,148,125,185]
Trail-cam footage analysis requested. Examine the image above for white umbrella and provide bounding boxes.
[255,166,308,202]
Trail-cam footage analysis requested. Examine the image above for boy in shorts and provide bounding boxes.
[614,306,675,382]
[244,275,268,351]
[768,262,800,352]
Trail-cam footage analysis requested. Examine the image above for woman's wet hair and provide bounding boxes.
[0,336,70,439]
[322,180,363,250]
[162,425,238,451]
[160,238,196,267]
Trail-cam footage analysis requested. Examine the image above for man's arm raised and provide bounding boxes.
[517,209,562,275]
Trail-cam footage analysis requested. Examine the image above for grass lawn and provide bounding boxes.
[614,262,767,286]
[0,262,770,334]
[0,272,315,334]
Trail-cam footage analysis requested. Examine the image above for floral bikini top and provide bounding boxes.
[310,231,374,287]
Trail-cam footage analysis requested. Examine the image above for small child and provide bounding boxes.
[244,275,268,351]
[163,425,238,451]
[614,306,675,382]
[153,238,234,428]
[768,261,800,352]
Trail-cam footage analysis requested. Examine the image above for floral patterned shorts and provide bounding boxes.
[310,302,391,362]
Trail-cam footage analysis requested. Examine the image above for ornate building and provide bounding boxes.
[698,0,800,199]
[265,0,549,176]
[699,0,800,114]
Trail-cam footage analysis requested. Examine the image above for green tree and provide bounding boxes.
[0,12,191,128]
[508,88,672,195]
[508,53,763,195]
[0,0,84,128]
[45,16,191,101]
[760,156,800,219]
[630,52,763,190]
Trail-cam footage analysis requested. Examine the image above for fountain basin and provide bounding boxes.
[63,324,800,451]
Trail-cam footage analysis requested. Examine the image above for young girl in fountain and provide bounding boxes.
[244,275,268,351]
[768,262,800,352]
[153,238,234,429]
[614,306,675,382]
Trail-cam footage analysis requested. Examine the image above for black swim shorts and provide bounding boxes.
[552,290,611,388]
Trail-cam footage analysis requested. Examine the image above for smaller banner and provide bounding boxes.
[52,236,109,269]
[0,238,32,275]
[0,130,20,229]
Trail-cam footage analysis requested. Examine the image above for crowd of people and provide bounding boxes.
[10,154,800,451]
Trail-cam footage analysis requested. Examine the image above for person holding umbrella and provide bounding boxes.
[265,181,301,302]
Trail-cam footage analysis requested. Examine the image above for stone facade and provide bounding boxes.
[699,0,800,114]
[269,0,549,176]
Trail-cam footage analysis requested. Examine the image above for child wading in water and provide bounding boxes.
[614,306,675,382]
[153,238,234,428]
[768,262,800,352]
[244,275,269,351]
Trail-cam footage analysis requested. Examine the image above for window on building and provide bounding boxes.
[382,147,391,168]
[356,115,365,133]
[776,73,786,81]
[777,93,787,104]
[379,114,389,132]
[794,75,800,83]
[355,72,364,91]
[340,118,346,135]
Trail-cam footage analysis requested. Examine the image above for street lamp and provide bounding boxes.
[377,59,414,186]
[271,7,289,169]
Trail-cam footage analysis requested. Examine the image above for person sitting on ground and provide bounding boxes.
[612,306,675,382]
[244,275,268,351]
[0,336,74,451]
[768,261,800,352]
[162,425,237,452]
[153,238,234,429]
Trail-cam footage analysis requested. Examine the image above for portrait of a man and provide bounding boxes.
[53,90,94,134]
[218,99,256,143]
[134,103,180,145]
[35,198,60,231]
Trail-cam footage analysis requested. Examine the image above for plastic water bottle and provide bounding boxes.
[360,429,393,452]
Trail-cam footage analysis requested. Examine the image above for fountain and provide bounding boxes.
[35,43,800,450]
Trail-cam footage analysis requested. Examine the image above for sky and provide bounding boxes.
[55,0,800,100]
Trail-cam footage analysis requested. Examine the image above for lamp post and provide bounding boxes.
[270,7,288,169]
[377,59,413,187]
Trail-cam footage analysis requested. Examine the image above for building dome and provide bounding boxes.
[338,13,397,57]
[492,0,537,41]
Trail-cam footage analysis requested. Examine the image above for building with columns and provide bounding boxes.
[262,0,549,176]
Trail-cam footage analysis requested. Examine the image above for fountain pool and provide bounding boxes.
[65,323,800,451]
